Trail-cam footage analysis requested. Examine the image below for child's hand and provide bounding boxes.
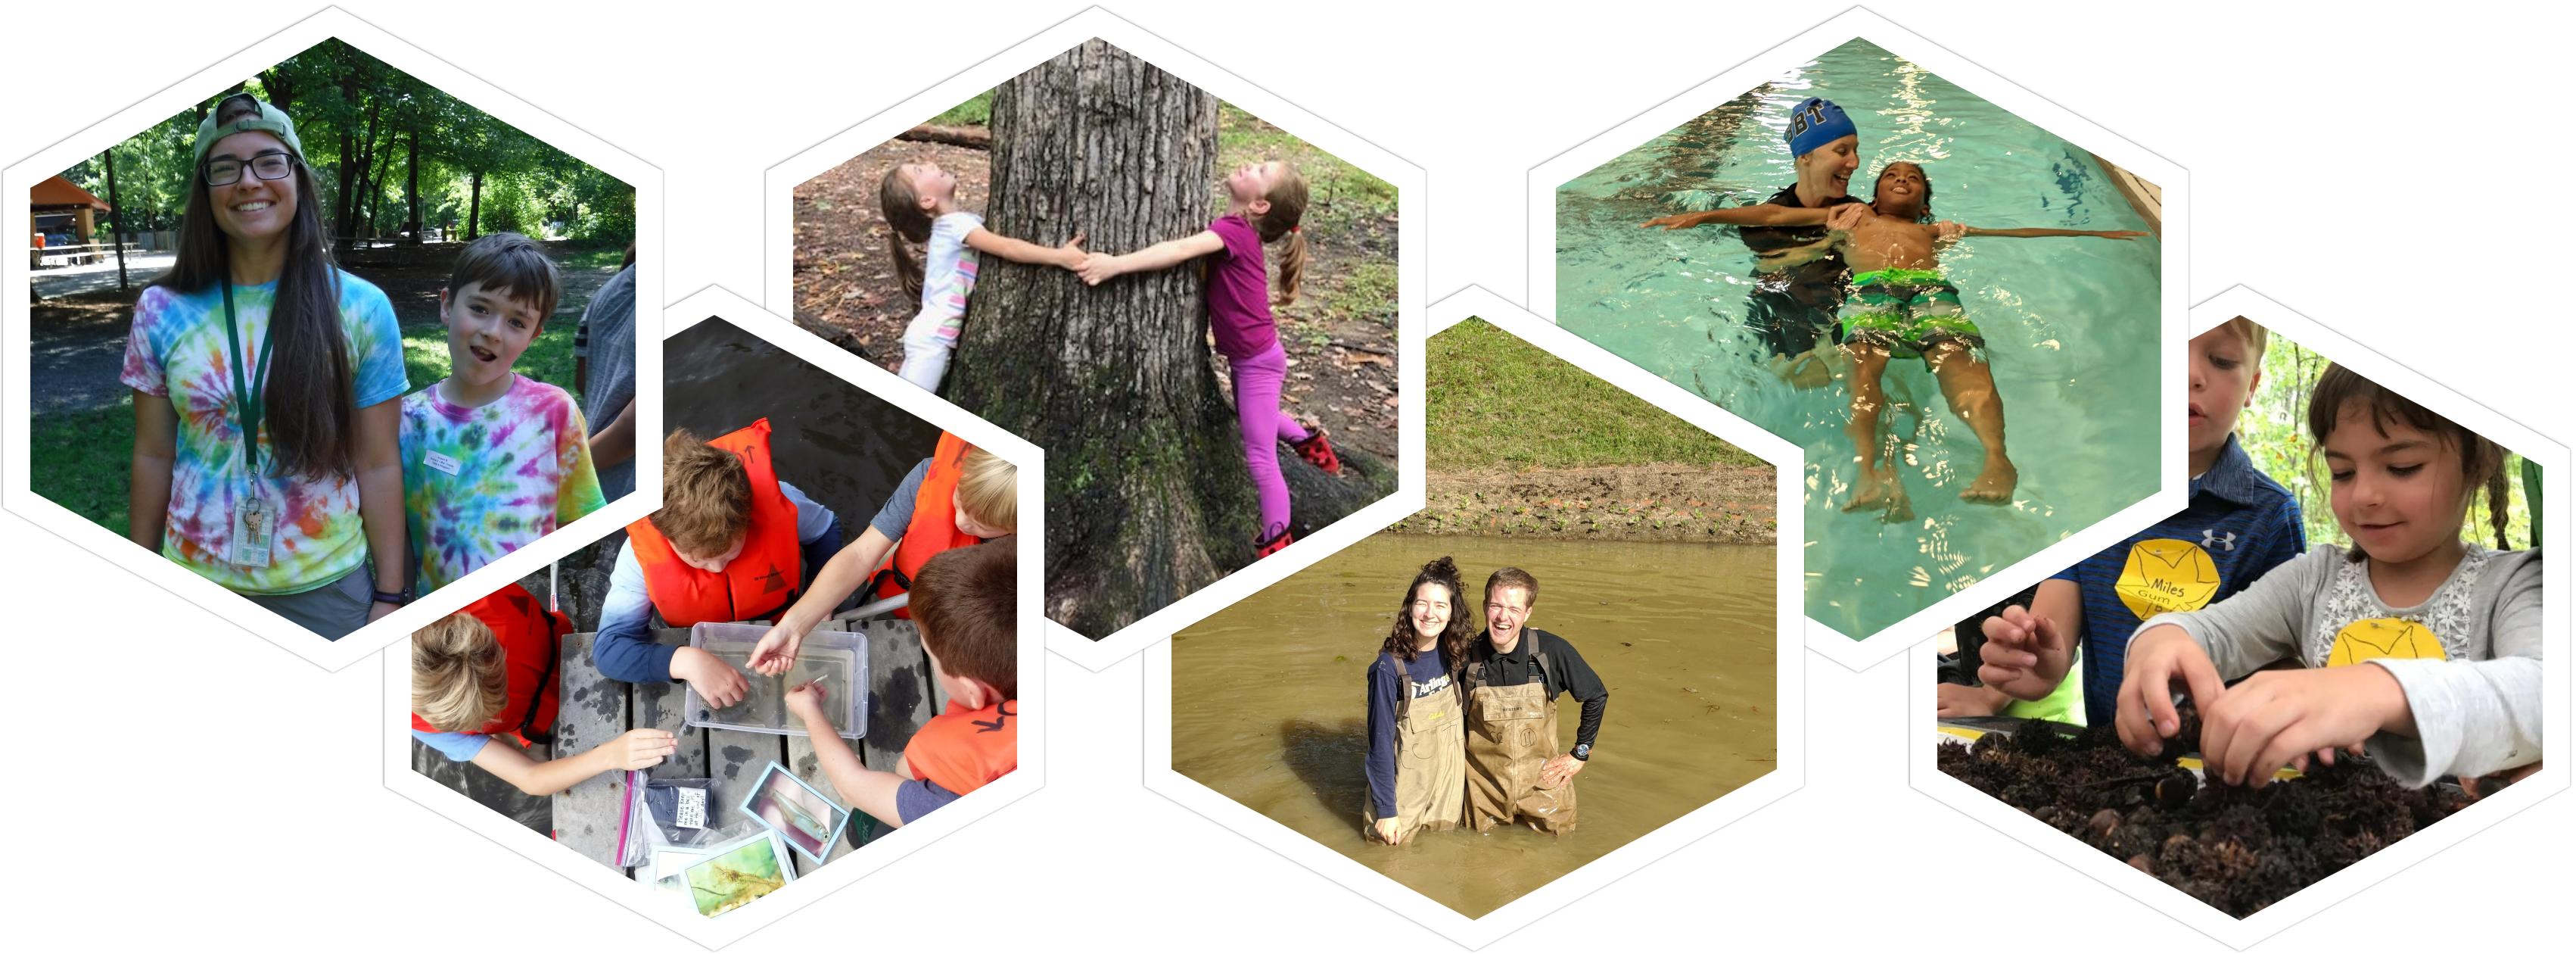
[1934,221,1968,242]
[785,679,829,723]
[673,646,749,709]
[1373,817,1406,845]
[1055,231,1087,269]
[1640,214,1700,230]
[748,619,809,676]
[601,728,679,771]
[1977,604,2067,700]
[1934,682,2008,718]
[1075,252,1122,285]
[2115,625,2226,758]
[2201,666,2410,788]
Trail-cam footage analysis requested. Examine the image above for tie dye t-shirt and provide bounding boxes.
[401,375,607,593]
[119,272,408,595]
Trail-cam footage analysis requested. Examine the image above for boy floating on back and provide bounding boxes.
[1646,161,2145,517]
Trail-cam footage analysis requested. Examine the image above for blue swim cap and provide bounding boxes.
[1784,97,1856,157]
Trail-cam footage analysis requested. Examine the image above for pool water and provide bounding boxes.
[1554,39,2162,639]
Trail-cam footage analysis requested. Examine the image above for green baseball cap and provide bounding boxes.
[192,93,305,168]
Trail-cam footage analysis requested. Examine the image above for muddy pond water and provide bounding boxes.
[1171,533,1776,917]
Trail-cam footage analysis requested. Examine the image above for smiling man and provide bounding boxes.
[1458,567,1609,836]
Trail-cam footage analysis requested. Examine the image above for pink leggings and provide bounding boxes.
[1231,341,1309,541]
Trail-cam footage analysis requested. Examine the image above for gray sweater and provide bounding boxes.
[2136,544,2543,787]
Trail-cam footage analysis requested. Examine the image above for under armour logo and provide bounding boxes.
[2202,529,2237,551]
[974,700,1016,734]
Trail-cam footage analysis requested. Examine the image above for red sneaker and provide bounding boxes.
[1255,527,1296,558]
[1289,428,1342,475]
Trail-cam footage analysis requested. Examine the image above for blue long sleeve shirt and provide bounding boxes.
[593,481,842,684]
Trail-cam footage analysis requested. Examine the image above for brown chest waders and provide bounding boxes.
[1463,678,1577,834]
[1363,667,1467,842]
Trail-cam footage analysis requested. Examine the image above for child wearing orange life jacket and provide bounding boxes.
[592,424,847,699]
[745,432,1015,674]
[788,540,1017,828]
[410,581,677,794]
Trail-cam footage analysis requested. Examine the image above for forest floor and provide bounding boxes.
[789,103,1402,463]
[26,238,625,532]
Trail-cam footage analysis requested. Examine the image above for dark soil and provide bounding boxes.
[1937,716,2469,918]
[1387,465,1776,544]
[789,137,1402,462]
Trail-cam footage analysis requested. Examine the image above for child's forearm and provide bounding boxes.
[1964,226,2139,238]
[781,525,898,630]
[1112,235,1215,275]
[798,711,909,827]
[474,740,606,797]
[590,398,637,470]
[965,228,1077,267]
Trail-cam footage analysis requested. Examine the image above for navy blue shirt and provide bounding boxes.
[1365,649,1453,818]
[2052,434,2304,725]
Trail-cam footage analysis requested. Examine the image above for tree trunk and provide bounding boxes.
[467,170,484,240]
[405,132,421,243]
[947,39,1390,638]
[104,147,129,291]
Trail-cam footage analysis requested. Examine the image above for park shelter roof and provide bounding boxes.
[30,175,110,211]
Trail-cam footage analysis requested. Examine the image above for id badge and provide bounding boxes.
[230,493,275,568]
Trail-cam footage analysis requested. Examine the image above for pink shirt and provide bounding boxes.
[1205,214,1277,360]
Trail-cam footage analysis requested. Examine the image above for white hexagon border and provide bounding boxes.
[1145,285,1804,948]
[1907,284,2570,950]
[758,4,1427,672]
[1520,5,2191,669]
[381,285,1047,951]
[1,5,667,672]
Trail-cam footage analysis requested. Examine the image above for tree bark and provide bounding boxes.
[467,170,484,240]
[947,39,1390,638]
[405,131,422,243]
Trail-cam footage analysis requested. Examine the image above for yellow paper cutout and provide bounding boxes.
[2327,617,2447,666]
[2115,538,2223,620]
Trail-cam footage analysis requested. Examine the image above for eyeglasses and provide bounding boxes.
[204,151,297,187]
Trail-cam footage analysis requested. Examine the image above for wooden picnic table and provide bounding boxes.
[551,618,938,880]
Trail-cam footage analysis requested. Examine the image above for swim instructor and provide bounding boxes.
[1741,96,1864,387]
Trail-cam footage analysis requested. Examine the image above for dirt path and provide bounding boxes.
[26,239,617,416]
[1386,465,1778,544]
[790,136,1402,461]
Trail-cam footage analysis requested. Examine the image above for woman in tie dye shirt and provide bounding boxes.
[400,233,606,593]
[120,94,411,640]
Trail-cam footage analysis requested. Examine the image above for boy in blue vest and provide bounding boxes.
[1949,318,2306,725]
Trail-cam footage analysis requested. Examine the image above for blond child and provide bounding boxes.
[879,161,1086,391]
[410,582,675,794]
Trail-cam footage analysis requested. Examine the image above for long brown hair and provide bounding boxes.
[2305,363,2512,559]
[879,164,935,302]
[1246,162,1311,307]
[154,153,355,478]
[1380,556,1473,672]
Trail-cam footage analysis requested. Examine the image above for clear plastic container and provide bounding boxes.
[681,622,867,738]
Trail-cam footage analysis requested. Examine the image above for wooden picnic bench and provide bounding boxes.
[548,619,938,880]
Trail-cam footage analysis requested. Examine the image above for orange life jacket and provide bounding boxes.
[904,699,1018,796]
[627,419,804,626]
[409,582,566,747]
[867,432,986,619]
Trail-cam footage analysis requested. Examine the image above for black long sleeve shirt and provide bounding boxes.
[1471,628,1608,750]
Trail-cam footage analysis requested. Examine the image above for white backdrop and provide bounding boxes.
[3,2,2567,950]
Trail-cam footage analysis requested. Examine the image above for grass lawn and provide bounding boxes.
[1430,318,1764,471]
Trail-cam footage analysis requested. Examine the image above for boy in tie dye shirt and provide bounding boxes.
[401,234,606,593]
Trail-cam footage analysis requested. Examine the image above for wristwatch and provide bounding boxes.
[372,586,413,606]
[1570,743,1591,762]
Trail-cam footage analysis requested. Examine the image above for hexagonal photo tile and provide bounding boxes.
[1146,287,1803,946]
[765,6,1423,669]
[384,286,1044,948]
[1913,285,2566,948]
[3,7,662,670]
[1529,8,2188,666]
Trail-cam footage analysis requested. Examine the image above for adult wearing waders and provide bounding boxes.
[1364,556,1476,845]
[1459,567,1608,835]
[122,92,411,639]
[1744,96,1864,389]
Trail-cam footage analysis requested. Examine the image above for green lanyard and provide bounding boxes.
[219,279,275,479]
